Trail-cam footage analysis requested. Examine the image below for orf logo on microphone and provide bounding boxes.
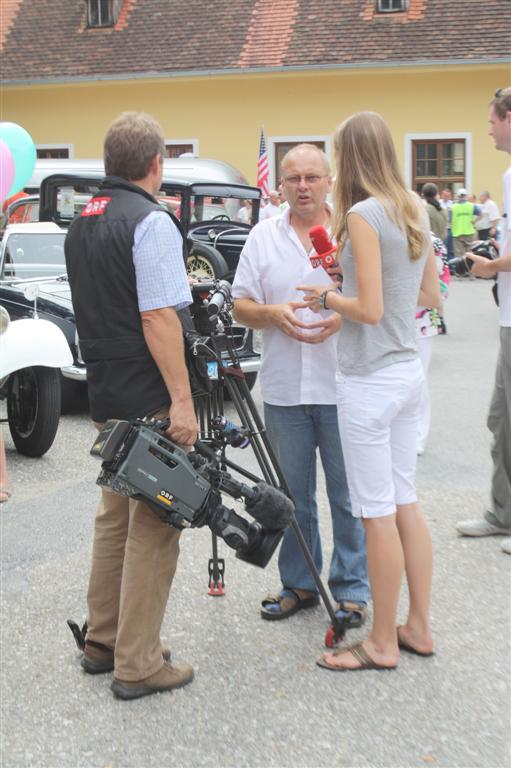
[309,225,337,269]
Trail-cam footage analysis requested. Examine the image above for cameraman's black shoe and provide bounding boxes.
[111,661,194,700]
[81,642,171,675]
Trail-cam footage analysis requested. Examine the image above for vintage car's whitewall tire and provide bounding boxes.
[7,366,61,457]
[187,243,229,280]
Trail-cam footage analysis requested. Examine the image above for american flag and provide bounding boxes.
[256,128,269,198]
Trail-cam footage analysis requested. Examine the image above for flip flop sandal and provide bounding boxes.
[260,588,320,621]
[397,626,435,657]
[334,600,368,629]
[316,641,397,672]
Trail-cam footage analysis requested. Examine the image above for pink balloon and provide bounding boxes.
[0,139,15,205]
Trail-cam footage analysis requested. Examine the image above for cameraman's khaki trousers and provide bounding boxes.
[86,466,181,682]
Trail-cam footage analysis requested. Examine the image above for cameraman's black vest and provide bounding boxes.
[65,176,186,422]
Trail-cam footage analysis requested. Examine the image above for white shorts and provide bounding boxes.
[336,358,424,519]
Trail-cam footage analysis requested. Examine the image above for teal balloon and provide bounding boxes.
[0,122,36,196]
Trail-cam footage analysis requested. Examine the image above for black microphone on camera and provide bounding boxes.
[206,280,232,317]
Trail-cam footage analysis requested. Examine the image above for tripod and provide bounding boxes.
[189,281,349,645]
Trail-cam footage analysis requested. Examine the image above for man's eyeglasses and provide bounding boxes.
[283,174,328,186]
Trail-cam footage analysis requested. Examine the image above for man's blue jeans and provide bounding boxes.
[264,403,370,603]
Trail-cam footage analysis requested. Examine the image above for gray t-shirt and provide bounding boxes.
[338,196,430,376]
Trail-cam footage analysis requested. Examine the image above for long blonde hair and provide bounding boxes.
[332,112,426,261]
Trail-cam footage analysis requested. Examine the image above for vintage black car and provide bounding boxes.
[0,168,261,420]
[18,157,262,281]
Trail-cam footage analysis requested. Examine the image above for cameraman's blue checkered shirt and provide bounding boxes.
[133,211,192,311]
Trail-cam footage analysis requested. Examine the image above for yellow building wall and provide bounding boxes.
[3,63,509,204]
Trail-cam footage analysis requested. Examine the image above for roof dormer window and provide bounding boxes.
[376,0,408,12]
[87,0,122,28]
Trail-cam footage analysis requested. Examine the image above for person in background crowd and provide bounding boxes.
[260,190,282,220]
[65,112,197,699]
[232,143,370,630]
[422,183,448,331]
[451,189,480,260]
[475,190,500,241]
[456,87,511,556]
[440,188,454,263]
[278,183,290,213]
[237,198,252,224]
[416,235,450,455]
[299,112,440,671]
[422,183,448,240]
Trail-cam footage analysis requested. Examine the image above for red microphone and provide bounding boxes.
[309,225,337,269]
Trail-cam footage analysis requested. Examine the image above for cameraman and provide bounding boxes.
[65,112,197,698]
[456,88,511,555]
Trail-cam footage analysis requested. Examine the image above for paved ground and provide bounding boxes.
[1,278,510,768]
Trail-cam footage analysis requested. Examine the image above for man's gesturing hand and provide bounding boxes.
[299,313,341,344]
[269,301,317,340]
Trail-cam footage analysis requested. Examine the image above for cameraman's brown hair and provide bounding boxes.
[104,112,165,181]
[491,87,511,120]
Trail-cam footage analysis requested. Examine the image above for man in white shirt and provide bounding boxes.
[259,190,282,220]
[475,190,500,240]
[232,144,369,624]
[236,199,252,224]
[456,87,511,554]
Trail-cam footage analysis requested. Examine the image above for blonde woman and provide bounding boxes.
[299,112,440,671]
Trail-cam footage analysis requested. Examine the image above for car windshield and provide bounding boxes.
[158,192,249,223]
[190,195,249,224]
[1,232,67,280]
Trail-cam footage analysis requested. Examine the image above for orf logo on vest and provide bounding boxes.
[81,197,111,217]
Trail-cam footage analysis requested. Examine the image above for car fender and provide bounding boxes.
[0,317,73,378]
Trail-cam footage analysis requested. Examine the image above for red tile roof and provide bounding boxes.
[2,0,509,83]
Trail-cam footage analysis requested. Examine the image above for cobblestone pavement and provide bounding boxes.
[1,279,509,768]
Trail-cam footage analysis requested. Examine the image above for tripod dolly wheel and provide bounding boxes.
[324,617,350,648]
[324,624,337,648]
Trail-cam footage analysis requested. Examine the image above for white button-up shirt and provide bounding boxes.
[232,209,338,406]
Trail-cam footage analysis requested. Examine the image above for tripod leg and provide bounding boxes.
[207,532,225,596]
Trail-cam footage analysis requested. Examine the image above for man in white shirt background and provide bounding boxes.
[259,190,282,220]
[236,199,252,224]
[475,190,500,240]
[232,144,369,625]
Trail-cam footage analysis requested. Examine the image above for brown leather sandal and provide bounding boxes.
[260,588,319,621]
[316,641,397,672]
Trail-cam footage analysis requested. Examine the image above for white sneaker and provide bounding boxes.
[501,538,511,555]
[456,519,511,537]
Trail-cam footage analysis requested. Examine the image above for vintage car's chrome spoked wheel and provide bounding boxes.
[186,242,230,281]
[7,366,61,457]
[187,253,216,280]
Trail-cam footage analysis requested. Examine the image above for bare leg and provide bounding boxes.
[396,501,433,654]
[0,432,10,503]
[321,515,402,669]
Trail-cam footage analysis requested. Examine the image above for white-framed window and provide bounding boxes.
[404,132,472,194]
[268,135,332,190]
[36,144,74,159]
[376,0,408,12]
[165,139,199,159]
[87,0,122,28]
